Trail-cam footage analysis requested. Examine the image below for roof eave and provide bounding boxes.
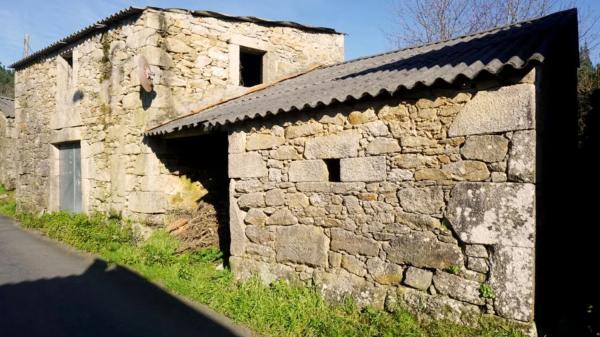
[9,7,145,70]
[9,6,341,70]
[144,9,578,137]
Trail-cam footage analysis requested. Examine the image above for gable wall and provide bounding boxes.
[227,69,537,328]
[12,8,343,222]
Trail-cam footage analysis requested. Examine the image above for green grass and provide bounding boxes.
[0,185,16,216]
[0,186,525,337]
[480,283,496,299]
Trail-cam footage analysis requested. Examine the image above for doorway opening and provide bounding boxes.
[152,132,230,255]
[58,142,82,213]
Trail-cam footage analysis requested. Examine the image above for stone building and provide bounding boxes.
[0,96,16,189]
[5,6,580,334]
[8,7,343,228]
[146,9,579,334]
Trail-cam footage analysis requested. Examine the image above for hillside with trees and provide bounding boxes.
[0,63,14,98]
[578,44,600,150]
[387,0,600,149]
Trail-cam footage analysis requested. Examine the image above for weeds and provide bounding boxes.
[0,185,16,216]
[445,265,461,275]
[480,283,496,299]
[0,185,524,337]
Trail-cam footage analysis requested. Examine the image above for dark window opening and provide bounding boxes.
[62,50,73,68]
[325,159,341,182]
[239,47,264,87]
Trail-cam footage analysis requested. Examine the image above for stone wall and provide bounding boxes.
[0,113,16,189]
[14,61,56,210]
[227,71,537,328]
[13,8,343,221]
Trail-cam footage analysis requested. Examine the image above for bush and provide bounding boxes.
[480,283,495,299]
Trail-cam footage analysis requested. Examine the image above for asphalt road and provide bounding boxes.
[0,216,253,337]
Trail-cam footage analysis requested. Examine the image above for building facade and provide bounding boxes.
[5,7,581,335]
[10,7,343,224]
[224,75,538,325]
[146,9,578,334]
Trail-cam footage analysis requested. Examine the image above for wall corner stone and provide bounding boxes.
[228,152,267,178]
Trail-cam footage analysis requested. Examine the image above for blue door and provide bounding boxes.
[59,142,81,212]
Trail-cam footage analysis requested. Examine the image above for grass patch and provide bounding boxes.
[0,186,524,337]
[0,185,16,216]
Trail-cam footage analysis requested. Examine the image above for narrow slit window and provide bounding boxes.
[239,47,264,87]
[62,50,73,68]
[60,50,74,85]
[325,159,341,182]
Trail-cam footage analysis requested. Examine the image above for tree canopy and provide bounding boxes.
[0,63,14,98]
[388,0,598,55]
[578,44,600,148]
[387,0,599,148]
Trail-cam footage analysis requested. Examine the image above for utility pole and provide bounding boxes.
[23,33,30,57]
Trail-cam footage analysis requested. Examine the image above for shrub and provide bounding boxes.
[480,283,496,299]
[445,265,461,275]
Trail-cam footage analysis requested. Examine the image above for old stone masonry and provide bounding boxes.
[3,6,580,335]
[10,7,342,220]
[227,79,537,328]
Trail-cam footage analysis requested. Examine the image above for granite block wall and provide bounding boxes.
[12,8,343,223]
[227,71,537,329]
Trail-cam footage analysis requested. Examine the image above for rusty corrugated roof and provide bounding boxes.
[9,7,340,70]
[0,96,14,119]
[146,9,578,137]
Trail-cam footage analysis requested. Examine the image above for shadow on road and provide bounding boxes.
[0,259,245,337]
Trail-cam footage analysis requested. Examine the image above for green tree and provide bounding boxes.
[577,44,600,148]
[0,62,15,98]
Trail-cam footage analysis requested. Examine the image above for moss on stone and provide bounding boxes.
[99,104,111,114]
[99,33,112,82]
[168,176,208,211]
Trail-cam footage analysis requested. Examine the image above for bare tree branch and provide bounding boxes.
[387,0,598,57]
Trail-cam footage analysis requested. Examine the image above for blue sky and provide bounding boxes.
[1,0,599,67]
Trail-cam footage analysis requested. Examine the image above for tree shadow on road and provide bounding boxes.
[0,259,247,337]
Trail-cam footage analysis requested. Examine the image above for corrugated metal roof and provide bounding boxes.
[190,10,339,34]
[10,7,144,69]
[0,96,15,119]
[10,7,340,70]
[146,9,578,137]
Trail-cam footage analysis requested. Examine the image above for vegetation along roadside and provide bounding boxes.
[0,185,525,337]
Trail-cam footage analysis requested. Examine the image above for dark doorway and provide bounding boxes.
[149,132,230,256]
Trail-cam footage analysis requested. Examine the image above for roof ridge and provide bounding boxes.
[10,6,340,69]
[217,9,577,108]
[318,8,577,71]
[145,8,578,136]
[139,7,340,33]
